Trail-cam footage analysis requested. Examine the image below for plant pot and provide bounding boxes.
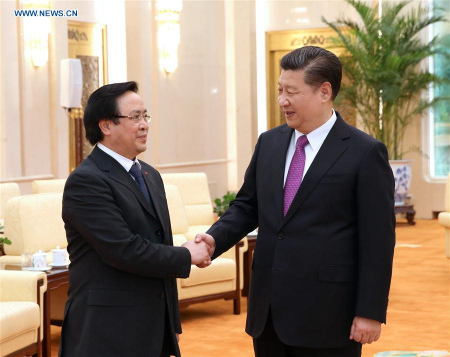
[389,160,412,206]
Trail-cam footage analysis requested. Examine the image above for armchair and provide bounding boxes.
[31,179,66,194]
[0,193,68,322]
[161,173,248,289]
[0,183,21,226]
[0,270,47,357]
[164,184,242,314]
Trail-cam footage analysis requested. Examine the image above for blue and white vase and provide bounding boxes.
[389,160,412,206]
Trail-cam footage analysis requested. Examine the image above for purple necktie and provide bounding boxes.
[284,135,309,217]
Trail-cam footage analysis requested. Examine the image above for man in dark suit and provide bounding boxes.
[59,81,212,357]
[196,46,395,356]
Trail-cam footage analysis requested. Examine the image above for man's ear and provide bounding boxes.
[99,120,112,136]
[319,82,332,103]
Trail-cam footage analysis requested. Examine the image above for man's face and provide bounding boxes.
[107,91,148,159]
[278,69,325,133]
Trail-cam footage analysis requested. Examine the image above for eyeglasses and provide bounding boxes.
[114,114,152,124]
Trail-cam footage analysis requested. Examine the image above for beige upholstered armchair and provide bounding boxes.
[31,179,66,194]
[164,183,243,314]
[438,174,450,258]
[0,270,47,357]
[0,193,69,322]
[1,193,67,266]
[162,172,248,289]
[0,183,21,227]
[161,173,216,240]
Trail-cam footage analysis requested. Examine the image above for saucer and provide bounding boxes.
[26,266,52,272]
[49,263,69,267]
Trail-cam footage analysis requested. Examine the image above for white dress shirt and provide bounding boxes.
[283,109,337,186]
[97,143,141,178]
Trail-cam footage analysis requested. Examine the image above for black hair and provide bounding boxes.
[280,46,342,100]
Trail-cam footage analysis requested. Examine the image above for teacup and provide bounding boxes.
[32,250,47,268]
[52,246,67,266]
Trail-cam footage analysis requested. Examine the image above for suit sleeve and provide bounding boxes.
[207,136,261,259]
[62,169,191,280]
[355,141,396,323]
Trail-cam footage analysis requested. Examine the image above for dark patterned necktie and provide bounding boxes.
[129,163,151,205]
[284,135,309,217]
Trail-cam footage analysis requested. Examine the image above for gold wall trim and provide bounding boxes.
[266,28,347,55]
[68,21,108,86]
[67,21,108,173]
[266,27,351,130]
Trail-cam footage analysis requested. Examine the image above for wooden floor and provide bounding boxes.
[51,219,450,357]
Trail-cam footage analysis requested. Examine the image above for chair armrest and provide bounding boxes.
[0,270,47,341]
[438,212,450,228]
[0,270,47,303]
[220,237,248,260]
[172,234,188,247]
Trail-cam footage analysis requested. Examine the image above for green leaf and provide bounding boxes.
[323,0,449,159]
[0,237,11,245]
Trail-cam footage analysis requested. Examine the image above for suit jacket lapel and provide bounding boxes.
[281,114,351,228]
[90,147,159,221]
[272,125,295,227]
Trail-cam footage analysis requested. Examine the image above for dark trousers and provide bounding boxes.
[253,310,362,357]
[160,305,176,357]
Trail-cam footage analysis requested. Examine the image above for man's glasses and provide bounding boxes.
[114,114,152,124]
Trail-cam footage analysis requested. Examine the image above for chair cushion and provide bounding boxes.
[31,179,66,194]
[0,183,20,220]
[172,234,188,247]
[164,184,189,234]
[185,204,215,226]
[180,257,235,288]
[0,301,40,343]
[185,225,213,241]
[161,173,215,226]
[4,193,66,255]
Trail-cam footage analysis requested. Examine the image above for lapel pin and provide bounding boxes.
[145,172,148,175]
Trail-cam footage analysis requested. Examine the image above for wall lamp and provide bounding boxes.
[21,0,51,67]
[156,0,183,74]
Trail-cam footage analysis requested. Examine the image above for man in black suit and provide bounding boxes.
[59,81,212,357]
[196,46,395,356]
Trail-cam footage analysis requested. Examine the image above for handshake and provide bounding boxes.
[182,233,215,268]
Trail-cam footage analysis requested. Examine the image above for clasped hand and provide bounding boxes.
[181,233,215,267]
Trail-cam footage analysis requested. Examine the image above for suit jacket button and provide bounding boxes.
[277,233,284,240]
[155,229,162,236]
[159,292,165,299]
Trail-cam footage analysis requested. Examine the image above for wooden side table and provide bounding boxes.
[43,267,69,357]
[242,235,257,297]
[394,204,416,225]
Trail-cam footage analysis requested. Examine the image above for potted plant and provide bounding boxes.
[0,225,11,256]
[323,0,448,205]
[213,191,237,218]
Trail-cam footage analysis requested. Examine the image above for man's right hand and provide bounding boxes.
[194,233,216,268]
[182,240,211,266]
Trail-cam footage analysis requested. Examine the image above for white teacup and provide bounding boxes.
[52,246,67,266]
[32,250,47,268]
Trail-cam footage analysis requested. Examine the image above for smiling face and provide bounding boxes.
[278,69,333,134]
[99,91,149,159]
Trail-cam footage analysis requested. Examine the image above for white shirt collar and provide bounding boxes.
[97,143,141,172]
[294,109,337,151]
